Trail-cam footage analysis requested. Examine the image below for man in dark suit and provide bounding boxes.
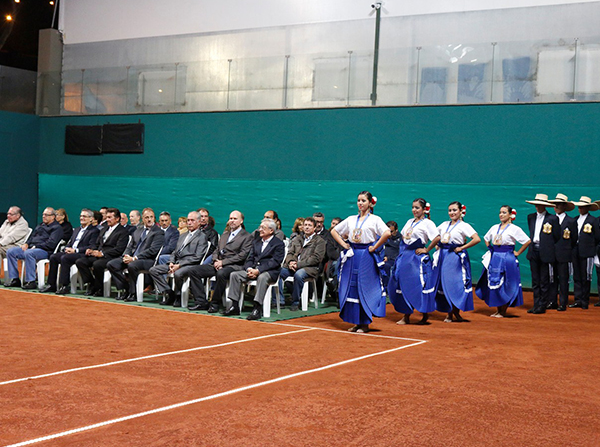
[75,208,129,297]
[156,211,180,265]
[5,207,63,289]
[187,210,252,312]
[547,194,578,311]
[279,217,327,311]
[107,208,164,301]
[569,196,600,309]
[39,208,100,294]
[525,194,561,314]
[149,211,209,307]
[228,219,285,319]
[120,212,137,236]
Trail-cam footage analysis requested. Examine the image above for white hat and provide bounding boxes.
[572,196,600,211]
[547,193,575,212]
[525,193,554,207]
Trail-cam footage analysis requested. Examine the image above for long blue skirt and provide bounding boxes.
[434,247,474,313]
[388,241,437,314]
[475,246,524,308]
[338,244,386,325]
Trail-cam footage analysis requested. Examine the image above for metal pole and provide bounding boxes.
[80,69,85,114]
[490,42,496,103]
[572,38,579,101]
[125,66,130,113]
[414,47,421,105]
[226,59,232,111]
[370,3,382,106]
[283,55,290,109]
[347,51,353,107]
[174,62,179,109]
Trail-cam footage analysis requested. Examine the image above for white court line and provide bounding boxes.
[4,340,427,447]
[0,328,315,386]
[268,321,427,342]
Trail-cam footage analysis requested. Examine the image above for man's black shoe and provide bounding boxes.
[56,286,70,295]
[39,284,56,293]
[189,303,210,311]
[4,278,21,288]
[224,303,240,316]
[247,302,262,321]
[207,304,220,313]
[22,281,38,290]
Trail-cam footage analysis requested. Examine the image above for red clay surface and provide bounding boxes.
[1,289,599,446]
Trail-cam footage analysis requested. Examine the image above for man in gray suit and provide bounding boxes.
[107,208,165,301]
[188,210,253,312]
[149,211,209,307]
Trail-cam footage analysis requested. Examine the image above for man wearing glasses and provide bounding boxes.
[5,207,63,289]
[39,209,100,294]
[0,207,30,283]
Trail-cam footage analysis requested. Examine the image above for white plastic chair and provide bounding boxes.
[239,277,280,318]
[134,247,164,303]
[284,275,320,311]
[36,241,65,288]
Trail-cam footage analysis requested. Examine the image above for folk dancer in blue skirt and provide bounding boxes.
[388,198,439,325]
[331,191,391,333]
[476,205,531,317]
[427,202,481,323]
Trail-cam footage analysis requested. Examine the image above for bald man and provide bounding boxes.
[188,210,252,312]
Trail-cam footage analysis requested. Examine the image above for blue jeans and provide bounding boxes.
[157,254,170,265]
[6,247,49,282]
[279,267,310,305]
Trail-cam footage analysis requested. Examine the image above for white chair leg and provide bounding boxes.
[37,260,49,288]
[70,265,80,294]
[136,274,145,302]
[263,284,275,318]
[19,260,25,283]
[301,281,309,311]
[2,258,7,284]
[181,278,190,308]
[103,269,112,297]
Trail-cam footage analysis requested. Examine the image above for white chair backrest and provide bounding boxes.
[200,241,212,265]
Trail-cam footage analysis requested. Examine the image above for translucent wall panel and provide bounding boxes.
[0,66,36,114]
[51,3,600,115]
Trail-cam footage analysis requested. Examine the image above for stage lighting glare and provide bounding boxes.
[49,1,55,4]
[6,14,13,21]
[14,0,20,3]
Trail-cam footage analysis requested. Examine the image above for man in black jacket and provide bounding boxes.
[547,194,578,311]
[5,207,63,289]
[569,197,600,309]
[525,194,561,314]
[40,208,100,294]
[76,208,129,297]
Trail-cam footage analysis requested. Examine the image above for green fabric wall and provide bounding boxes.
[37,103,600,288]
[0,111,40,222]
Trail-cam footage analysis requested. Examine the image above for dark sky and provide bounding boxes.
[0,0,57,70]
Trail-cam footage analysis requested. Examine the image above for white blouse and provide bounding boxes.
[400,218,438,245]
[335,213,388,244]
[483,223,530,246]
[436,220,477,245]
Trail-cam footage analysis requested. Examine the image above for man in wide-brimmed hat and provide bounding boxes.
[546,194,578,311]
[569,196,600,309]
[525,194,560,314]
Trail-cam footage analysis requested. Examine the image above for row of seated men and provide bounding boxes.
[0,205,341,320]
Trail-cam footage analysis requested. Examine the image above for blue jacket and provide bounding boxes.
[26,221,63,254]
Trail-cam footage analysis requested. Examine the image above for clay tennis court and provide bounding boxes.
[1,289,599,446]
